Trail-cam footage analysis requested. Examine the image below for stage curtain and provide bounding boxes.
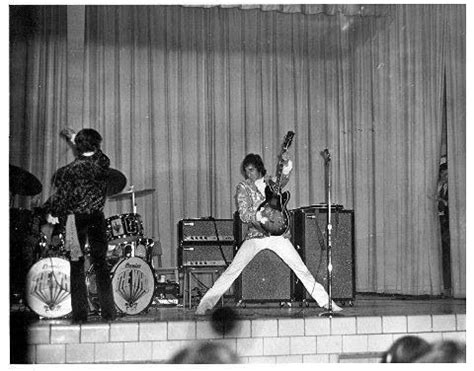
[10,5,465,297]
[443,5,466,298]
[9,6,68,205]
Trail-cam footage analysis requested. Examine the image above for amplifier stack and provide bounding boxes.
[177,218,235,268]
[177,207,355,306]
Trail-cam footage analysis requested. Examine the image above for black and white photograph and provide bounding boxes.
[6,1,467,365]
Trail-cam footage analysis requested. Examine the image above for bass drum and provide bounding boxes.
[25,257,72,318]
[87,257,155,315]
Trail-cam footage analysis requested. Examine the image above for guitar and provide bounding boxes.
[257,131,295,236]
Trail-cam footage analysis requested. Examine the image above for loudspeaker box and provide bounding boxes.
[291,207,355,303]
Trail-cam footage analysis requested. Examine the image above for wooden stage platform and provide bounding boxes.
[10,293,465,364]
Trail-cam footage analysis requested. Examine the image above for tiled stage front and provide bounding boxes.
[11,294,466,364]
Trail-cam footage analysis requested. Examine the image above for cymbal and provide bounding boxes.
[106,168,127,196]
[9,165,43,196]
[109,187,155,199]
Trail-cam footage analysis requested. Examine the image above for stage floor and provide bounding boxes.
[11,293,466,325]
[10,293,466,364]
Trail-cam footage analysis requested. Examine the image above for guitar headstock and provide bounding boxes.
[281,131,295,153]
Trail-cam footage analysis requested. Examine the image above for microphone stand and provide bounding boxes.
[319,149,342,318]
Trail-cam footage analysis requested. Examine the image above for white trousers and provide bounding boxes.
[196,236,332,312]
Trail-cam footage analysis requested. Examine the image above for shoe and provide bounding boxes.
[322,301,343,312]
[195,304,213,315]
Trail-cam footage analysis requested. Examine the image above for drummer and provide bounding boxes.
[43,128,116,323]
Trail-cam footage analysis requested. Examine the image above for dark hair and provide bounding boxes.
[440,163,448,172]
[168,341,239,364]
[415,340,466,363]
[74,128,102,154]
[241,153,266,177]
[381,335,431,363]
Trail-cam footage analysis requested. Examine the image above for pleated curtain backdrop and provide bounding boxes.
[9,4,465,297]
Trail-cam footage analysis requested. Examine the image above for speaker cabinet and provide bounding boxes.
[291,207,355,302]
[235,249,293,302]
[177,219,235,268]
[233,212,293,302]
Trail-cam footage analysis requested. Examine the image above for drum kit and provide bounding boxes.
[10,164,167,319]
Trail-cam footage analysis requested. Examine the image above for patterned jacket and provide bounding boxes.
[235,169,291,240]
[44,150,110,218]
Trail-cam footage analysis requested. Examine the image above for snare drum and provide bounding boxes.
[87,257,155,315]
[106,213,143,242]
[25,257,72,318]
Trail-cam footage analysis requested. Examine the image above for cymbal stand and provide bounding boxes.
[128,185,137,257]
[130,185,137,214]
[319,149,343,318]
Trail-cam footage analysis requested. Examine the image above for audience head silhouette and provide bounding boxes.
[168,341,239,364]
[381,335,431,363]
[415,340,466,363]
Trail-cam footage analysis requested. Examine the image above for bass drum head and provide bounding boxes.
[111,257,155,315]
[25,257,72,318]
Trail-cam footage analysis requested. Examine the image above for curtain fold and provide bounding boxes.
[443,5,466,298]
[10,5,465,296]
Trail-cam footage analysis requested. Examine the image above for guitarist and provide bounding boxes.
[196,152,342,314]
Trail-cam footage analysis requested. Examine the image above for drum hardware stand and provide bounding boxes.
[319,149,343,318]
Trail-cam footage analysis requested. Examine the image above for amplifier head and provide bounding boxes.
[179,219,235,242]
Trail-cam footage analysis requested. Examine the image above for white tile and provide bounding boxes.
[110,322,139,342]
[305,317,331,336]
[66,343,94,363]
[36,344,66,363]
[456,314,466,331]
[237,338,264,356]
[196,320,222,339]
[124,341,152,361]
[331,317,356,335]
[290,336,317,355]
[316,335,342,354]
[412,332,444,342]
[51,325,80,344]
[27,325,50,344]
[167,321,196,340]
[303,354,330,363]
[432,314,456,332]
[247,356,276,363]
[407,315,432,333]
[382,316,407,333]
[367,334,394,352]
[139,321,167,341]
[442,331,466,343]
[252,319,278,337]
[152,340,190,361]
[95,342,124,363]
[278,318,304,336]
[81,323,110,343]
[357,316,382,334]
[263,337,290,356]
[342,334,369,353]
[276,355,302,363]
